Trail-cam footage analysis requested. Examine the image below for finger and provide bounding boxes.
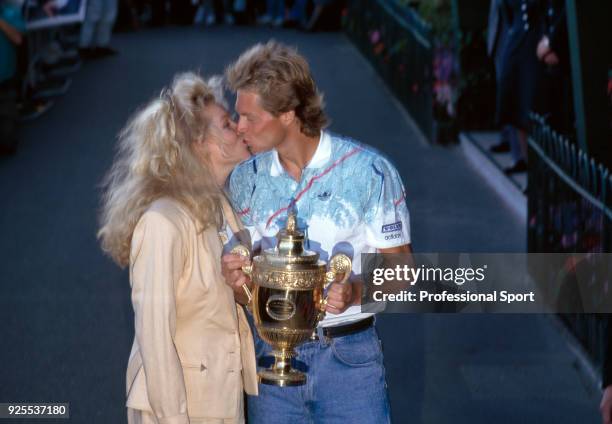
[224,256,249,267]
[326,285,350,298]
[222,254,249,264]
[223,258,249,271]
[223,269,246,287]
[334,272,350,284]
[325,301,343,314]
[234,274,248,289]
[328,282,352,294]
[327,289,351,304]
[328,284,352,301]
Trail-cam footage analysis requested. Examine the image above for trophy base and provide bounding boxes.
[258,368,306,386]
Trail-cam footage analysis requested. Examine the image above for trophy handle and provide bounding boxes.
[230,245,253,303]
[321,254,352,312]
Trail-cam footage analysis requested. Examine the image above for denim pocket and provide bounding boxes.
[330,327,383,367]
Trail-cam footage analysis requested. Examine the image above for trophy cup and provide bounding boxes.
[231,212,351,386]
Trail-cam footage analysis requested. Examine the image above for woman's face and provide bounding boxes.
[202,103,251,168]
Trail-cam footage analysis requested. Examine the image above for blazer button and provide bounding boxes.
[524,23,529,31]
[200,364,207,372]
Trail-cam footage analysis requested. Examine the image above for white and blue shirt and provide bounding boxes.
[228,131,411,326]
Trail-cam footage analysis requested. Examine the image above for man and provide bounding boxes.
[221,41,412,423]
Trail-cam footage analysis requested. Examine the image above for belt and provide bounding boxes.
[316,316,374,340]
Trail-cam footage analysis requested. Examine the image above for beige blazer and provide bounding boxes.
[125,197,257,424]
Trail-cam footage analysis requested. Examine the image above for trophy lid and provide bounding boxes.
[263,210,320,265]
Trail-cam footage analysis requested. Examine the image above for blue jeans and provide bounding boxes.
[247,323,391,424]
[79,0,118,48]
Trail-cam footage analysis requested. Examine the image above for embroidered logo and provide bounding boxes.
[317,191,331,200]
[382,221,402,233]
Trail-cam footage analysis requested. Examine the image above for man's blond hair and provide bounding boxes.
[226,41,328,137]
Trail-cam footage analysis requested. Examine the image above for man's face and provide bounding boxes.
[235,90,287,155]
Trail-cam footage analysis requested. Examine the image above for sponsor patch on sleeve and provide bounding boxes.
[381,221,402,234]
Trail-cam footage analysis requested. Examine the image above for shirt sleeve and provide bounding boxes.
[363,156,411,249]
[130,211,190,424]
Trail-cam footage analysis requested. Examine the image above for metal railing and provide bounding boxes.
[528,113,611,254]
[528,112,612,382]
[343,0,434,141]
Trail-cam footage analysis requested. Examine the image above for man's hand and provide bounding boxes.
[325,279,355,314]
[601,385,612,424]
[221,253,252,303]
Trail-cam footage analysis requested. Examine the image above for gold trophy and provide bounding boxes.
[231,212,351,386]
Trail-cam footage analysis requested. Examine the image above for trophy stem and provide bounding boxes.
[258,348,307,387]
[272,349,297,375]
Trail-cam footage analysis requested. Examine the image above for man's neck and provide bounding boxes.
[276,130,321,181]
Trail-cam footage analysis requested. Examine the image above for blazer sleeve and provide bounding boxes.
[130,211,190,424]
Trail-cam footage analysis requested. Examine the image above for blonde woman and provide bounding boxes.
[98,72,257,424]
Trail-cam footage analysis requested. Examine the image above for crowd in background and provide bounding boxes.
[115,0,345,30]
[0,0,345,156]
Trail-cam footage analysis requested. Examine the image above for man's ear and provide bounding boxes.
[279,110,296,127]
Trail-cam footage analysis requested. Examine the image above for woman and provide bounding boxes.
[98,72,257,424]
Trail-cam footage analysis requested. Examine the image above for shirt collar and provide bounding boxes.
[270,131,332,177]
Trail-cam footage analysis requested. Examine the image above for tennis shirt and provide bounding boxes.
[228,130,411,327]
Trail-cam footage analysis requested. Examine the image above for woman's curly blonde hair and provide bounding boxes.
[98,72,226,268]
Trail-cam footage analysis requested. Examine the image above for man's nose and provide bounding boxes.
[237,117,247,134]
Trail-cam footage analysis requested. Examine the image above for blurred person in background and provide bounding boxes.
[535,0,573,137]
[487,0,519,161]
[257,0,284,27]
[496,0,546,174]
[79,0,118,59]
[0,0,25,155]
[98,72,257,424]
[193,0,235,26]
